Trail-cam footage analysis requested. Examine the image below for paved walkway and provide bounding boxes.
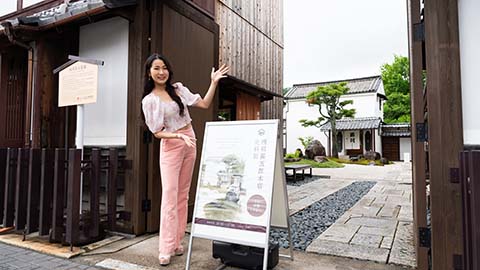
[306,162,416,267]
[0,242,99,270]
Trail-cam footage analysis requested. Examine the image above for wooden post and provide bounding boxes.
[39,149,55,236]
[0,148,6,223]
[3,148,18,227]
[26,148,41,234]
[51,148,66,242]
[14,149,29,231]
[424,0,464,269]
[126,0,150,235]
[108,148,118,231]
[89,149,101,239]
[66,149,81,246]
[407,0,429,268]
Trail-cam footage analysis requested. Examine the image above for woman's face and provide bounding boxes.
[149,59,170,86]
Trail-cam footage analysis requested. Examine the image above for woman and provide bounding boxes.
[141,54,229,266]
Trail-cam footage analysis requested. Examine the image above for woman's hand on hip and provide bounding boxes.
[177,133,196,147]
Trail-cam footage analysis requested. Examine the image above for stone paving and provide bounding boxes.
[0,242,100,270]
[306,162,416,268]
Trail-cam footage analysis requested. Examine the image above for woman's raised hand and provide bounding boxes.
[211,64,230,84]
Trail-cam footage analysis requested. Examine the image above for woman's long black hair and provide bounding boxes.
[142,53,185,116]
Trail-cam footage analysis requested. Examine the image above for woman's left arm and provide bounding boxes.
[194,64,229,109]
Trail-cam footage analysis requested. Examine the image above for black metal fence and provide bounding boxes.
[0,147,129,249]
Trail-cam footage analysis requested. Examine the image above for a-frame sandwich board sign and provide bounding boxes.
[186,120,293,270]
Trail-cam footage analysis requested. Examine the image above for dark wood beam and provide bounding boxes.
[424,0,464,269]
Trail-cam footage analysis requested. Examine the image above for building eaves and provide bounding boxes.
[0,0,136,33]
[381,123,411,137]
[320,117,382,131]
[285,75,382,99]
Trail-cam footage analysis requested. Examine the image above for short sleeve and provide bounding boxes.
[142,96,164,133]
[175,82,201,106]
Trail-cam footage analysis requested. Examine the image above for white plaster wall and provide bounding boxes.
[284,100,329,154]
[0,0,16,16]
[79,17,129,146]
[458,0,480,145]
[341,93,378,118]
[23,0,43,8]
[375,129,382,154]
[399,137,411,161]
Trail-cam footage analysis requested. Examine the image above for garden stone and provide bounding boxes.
[305,140,326,159]
[314,156,327,163]
[364,150,381,160]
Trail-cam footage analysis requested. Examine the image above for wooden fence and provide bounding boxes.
[0,147,128,249]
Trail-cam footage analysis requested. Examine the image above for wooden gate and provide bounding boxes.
[382,137,400,161]
[0,48,27,148]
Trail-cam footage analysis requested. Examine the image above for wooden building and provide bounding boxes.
[408,0,479,269]
[0,0,283,236]
[215,0,283,122]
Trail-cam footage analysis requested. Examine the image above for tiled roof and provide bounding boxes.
[382,123,411,137]
[0,0,136,31]
[285,75,382,99]
[320,117,382,131]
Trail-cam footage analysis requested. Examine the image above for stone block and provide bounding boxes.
[307,239,389,263]
[350,233,383,248]
[318,224,360,243]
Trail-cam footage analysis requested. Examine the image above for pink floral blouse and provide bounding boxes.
[142,82,201,133]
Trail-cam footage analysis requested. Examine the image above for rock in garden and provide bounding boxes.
[364,150,381,160]
[305,140,326,159]
[314,156,327,163]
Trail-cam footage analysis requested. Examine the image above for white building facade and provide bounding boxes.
[284,76,386,157]
[284,75,411,160]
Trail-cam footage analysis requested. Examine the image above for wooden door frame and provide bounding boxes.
[407,0,428,268]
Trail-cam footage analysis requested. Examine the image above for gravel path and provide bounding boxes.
[270,181,376,251]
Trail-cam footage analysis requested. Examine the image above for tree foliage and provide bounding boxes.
[381,55,411,123]
[299,82,355,158]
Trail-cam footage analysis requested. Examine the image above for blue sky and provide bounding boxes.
[283,0,409,88]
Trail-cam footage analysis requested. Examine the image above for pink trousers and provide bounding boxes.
[158,127,196,256]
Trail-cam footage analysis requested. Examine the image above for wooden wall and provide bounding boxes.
[215,0,283,120]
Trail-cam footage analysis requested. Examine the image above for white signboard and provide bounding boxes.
[58,61,98,107]
[191,120,279,248]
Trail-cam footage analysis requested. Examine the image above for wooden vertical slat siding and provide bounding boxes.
[236,92,261,120]
[408,0,429,268]
[26,148,41,234]
[108,148,118,231]
[0,149,6,222]
[66,149,81,246]
[14,149,29,231]
[216,0,283,123]
[51,148,66,242]
[424,0,464,269]
[39,149,54,236]
[126,0,150,235]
